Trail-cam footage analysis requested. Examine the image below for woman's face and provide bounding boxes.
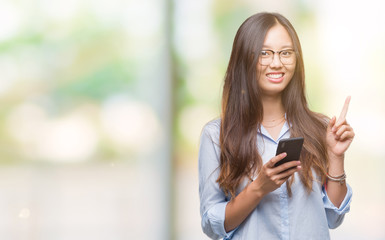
[257,24,296,97]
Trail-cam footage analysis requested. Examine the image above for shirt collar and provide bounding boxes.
[259,114,290,144]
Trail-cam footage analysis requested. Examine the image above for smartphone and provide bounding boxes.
[274,137,304,167]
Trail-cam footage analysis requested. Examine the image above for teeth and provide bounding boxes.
[267,73,283,79]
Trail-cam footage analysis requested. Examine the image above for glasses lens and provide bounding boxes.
[259,50,273,66]
[279,50,295,65]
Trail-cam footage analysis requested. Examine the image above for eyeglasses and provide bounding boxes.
[258,49,296,66]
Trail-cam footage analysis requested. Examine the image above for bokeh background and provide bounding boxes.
[0,0,384,239]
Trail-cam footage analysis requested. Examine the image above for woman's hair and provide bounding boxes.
[218,12,329,198]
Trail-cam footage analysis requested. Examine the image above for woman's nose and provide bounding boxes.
[269,53,283,68]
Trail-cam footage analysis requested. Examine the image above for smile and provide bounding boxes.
[266,73,284,79]
[266,72,285,83]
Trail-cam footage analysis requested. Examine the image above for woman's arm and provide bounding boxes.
[325,153,347,207]
[325,96,355,207]
[224,154,301,232]
[199,123,231,239]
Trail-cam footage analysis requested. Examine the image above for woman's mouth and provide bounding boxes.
[266,73,284,83]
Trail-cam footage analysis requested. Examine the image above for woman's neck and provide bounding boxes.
[261,95,286,140]
[261,95,285,121]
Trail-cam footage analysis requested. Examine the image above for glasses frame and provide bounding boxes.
[258,49,296,66]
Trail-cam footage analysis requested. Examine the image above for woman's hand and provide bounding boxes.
[326,96,355,159]
[224,153,300,232]
[253,153,301,196]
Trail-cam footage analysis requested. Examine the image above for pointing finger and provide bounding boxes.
[336,96,351,125]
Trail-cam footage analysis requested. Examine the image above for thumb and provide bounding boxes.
[268,152,287,168]
[328,116,336,132]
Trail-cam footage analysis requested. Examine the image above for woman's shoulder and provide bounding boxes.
[201,118,221,142]
[306,111,330,128]
[315,112,330,127]
[203,118,221,130]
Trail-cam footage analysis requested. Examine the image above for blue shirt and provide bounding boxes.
[198,119,352,240]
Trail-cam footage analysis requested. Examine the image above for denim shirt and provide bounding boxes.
[198,119,352,240]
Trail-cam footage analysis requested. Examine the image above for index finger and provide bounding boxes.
[336,96,351,124]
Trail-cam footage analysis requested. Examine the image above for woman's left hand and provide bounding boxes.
[326,96,355,158]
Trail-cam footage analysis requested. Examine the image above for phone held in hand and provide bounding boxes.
[274,137,304,167]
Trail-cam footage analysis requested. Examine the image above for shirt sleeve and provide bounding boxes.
[198,122,237,239]
[322,183,353,229]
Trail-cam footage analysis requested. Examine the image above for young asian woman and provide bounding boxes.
[198,12,354,240]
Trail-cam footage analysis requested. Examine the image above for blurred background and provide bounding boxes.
[0,0,384,239]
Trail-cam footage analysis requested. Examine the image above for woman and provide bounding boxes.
[198,12,354,239]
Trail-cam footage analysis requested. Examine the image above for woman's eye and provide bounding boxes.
[261,51,270,56]
[281,51,293,56]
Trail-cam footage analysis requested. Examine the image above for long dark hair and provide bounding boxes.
[218,12,328,198]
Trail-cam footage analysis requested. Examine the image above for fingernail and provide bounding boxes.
[332,127,336,132]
